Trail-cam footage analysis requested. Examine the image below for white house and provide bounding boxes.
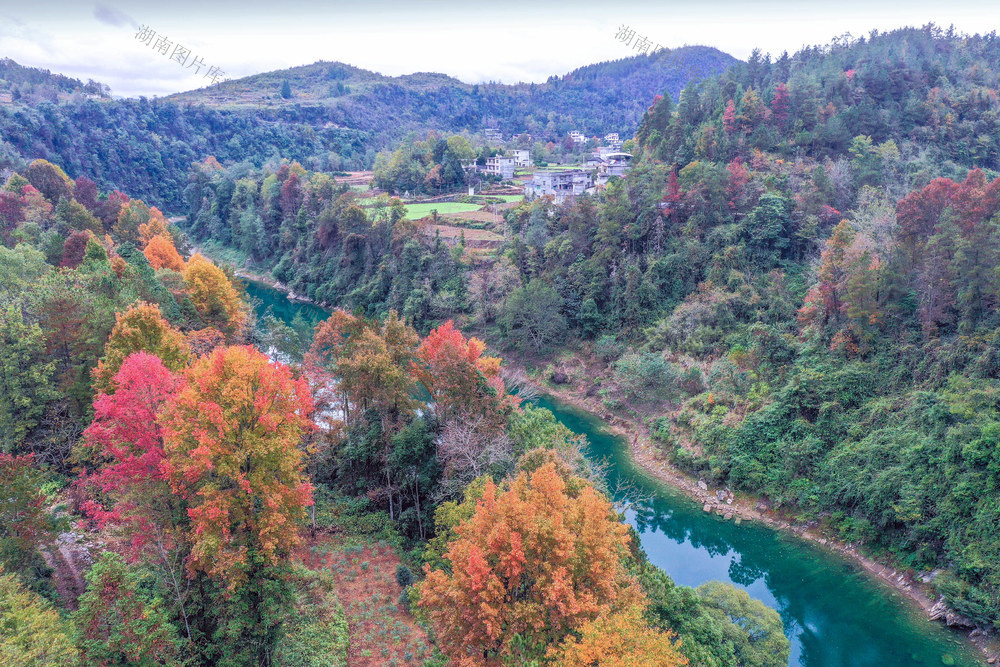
[511,149,531,168]
[483,156,516,180]
[594,152,633,185]
[569,130,588,144]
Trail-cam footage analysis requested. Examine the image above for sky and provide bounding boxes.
[1,0,998,98]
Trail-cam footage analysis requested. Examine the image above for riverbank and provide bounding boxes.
[524,371,999,665]
[186,240,998,663]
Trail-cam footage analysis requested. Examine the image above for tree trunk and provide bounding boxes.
[413,469,423,540]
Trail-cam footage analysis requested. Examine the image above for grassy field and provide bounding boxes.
[403,202,483,220]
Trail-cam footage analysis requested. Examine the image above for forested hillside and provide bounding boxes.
[0,97,372,211]
[5,20,1000,664]
[167,46,737,138]
[0,156,789,665]
[0,57,110,102]
[180,24,1000,636]
[493,24,1000,630]
[0,47,734,211]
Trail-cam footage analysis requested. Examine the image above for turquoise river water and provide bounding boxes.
[248,278,984,667]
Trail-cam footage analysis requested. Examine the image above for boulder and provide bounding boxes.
[550,370,569,385]
[928,597,977,629]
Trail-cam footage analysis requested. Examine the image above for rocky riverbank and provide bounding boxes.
[523,370,1000,665]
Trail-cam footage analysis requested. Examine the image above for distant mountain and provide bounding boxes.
[0,48,736,210]
[165,46,739,137]
[0,57,110,103]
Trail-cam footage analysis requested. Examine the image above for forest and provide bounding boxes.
[3,19,1000,666]
[178,24,1000,637]
[0,156,789,664]
[0,46,733,212]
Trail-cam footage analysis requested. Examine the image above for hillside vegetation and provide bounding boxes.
[0,47,735,211]
[0,155,786,665]
[182,25,1000,633]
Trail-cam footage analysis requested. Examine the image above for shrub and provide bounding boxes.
[395,564,414,588]
[594,334,625,363]
[274,568,349,666]
[398,587,411,612]
[613,353,678,402]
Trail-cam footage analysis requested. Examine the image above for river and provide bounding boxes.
[248,278,984,666]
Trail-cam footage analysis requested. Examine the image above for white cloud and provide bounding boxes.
[0,1,997,97]
[93,3,138,30]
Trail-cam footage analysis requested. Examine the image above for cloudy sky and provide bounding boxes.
[1,0,997,98]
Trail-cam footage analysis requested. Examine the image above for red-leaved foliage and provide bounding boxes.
[413,320,511,424]
[80,352,180,555]
[159,346,315,586]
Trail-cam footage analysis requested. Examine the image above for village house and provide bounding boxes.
[511,149,531,168]
[569,130,588,144]
[526,152,633,201]
[600,152,632,178]
[483,155,516,179]
[483,128,504,144]
[525,169,593,203]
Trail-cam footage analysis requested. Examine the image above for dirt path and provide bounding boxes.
[40,532,93,610]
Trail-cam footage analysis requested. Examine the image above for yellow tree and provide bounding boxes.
[548,606,688,667]
[0,570,78,665]
[308,310,417,426]
[183,253,248,336]
[138,206,169,245]
[92,302,190,394]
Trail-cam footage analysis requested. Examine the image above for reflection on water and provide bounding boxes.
[243,279,330,329]
[534,396,983,667]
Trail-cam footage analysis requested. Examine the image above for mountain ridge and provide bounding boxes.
[0,47,738,209]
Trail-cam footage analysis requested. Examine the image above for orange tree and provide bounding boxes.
[143,234,185,272]
[418,462,644,665]
[158,345,314,663]
[412,320,511,426]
